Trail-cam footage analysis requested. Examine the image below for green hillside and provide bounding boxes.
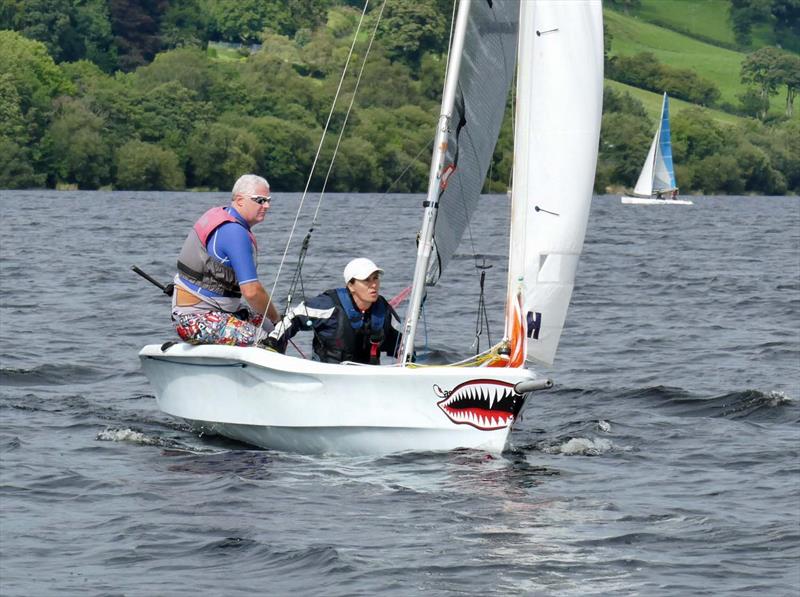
[603,5,800,120]
[604,80,744,126]
[626,0,776,49]
[631,0,740,46]
[605,9,746,108]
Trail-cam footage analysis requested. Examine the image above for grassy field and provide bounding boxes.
[604,9,747,108]
[632,0,779,50]
[207,42,249,62]
[604,8,796,121]
[631,0,738,47]
[605,80,745,127]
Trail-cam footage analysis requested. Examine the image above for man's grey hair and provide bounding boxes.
[231,174,269,199]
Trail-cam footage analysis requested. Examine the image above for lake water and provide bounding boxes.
[1,191,798,596]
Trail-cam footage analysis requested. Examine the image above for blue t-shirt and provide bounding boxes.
[206,207,258,285]
[180,207,258,297]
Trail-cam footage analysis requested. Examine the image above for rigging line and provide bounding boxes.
[284,231,311,312]
[481,289,492,346]
[473,274,484,354]
[265,0,372,321]
[310,0,388,225]
[441,0,458,98]
[471,258,493,354]
[293,267,318,360]
[460,186,497,352]
[457,165,485,286]
[383,137,434,194]
[463,185,479,259]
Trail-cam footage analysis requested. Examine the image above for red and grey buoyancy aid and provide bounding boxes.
[313,288,388,364]
[176,207,257,297]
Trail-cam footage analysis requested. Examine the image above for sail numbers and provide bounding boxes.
[526,311,542,339]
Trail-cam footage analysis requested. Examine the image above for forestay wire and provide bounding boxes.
[266,0,386,321]
[382,0,456,197]
[309,0,387,224]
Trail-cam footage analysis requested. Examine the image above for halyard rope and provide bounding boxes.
[265,0,377,323]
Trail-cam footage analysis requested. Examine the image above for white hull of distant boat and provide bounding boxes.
[620,195,693,205]
[139,343,549,455]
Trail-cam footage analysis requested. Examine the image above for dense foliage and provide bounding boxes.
[741,46,800,118]
[729,0,800,50]
[608,51,722,105]
[0,0,798,194]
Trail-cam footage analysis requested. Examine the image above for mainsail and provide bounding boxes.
[424,1,519,285]
[401,0,520,362]
[506,0,604,366]
[633,93,677,197]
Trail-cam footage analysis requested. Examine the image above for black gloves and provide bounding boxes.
[258,336,285,353]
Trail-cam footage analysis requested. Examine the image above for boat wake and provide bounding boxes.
[0,363,109,386]
[96,427,181,448]
[541,436,614,456]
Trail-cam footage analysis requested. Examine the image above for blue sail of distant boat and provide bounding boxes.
[659,94,676,190]
[633,92,678,197]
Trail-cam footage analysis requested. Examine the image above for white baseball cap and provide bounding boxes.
[343,258,384,283]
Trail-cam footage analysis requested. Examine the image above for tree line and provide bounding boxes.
[0,0,798,195]
[729,0,800,50]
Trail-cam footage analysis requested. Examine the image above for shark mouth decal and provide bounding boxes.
[434,379,526,430]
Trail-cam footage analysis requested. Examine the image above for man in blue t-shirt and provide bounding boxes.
[172,174,280,346]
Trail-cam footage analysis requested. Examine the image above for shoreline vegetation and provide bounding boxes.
[42,185,793,199]
[0,0,798,196]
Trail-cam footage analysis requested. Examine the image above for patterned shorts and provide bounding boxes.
[173,310,266,347]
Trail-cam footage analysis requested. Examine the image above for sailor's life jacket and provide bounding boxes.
[267,287,402,365]
[176,206,257,298]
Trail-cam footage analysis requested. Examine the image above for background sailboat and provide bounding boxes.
[621,93,692,205]
[139,0,604,456]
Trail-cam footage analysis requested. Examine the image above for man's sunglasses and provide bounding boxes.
[249,195,271,205]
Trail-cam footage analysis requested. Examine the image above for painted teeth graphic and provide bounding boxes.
[433,379,525,431]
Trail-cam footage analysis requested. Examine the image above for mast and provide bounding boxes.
[400,0,472,365]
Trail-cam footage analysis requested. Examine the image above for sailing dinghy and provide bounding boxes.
[621,93,692,205]
[139,0,604,456]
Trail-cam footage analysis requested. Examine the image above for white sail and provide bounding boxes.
[633,134,658,196]
[507,0,604,366]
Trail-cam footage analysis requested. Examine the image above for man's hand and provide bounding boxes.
[240,281,280,323]
[257,336,285,353]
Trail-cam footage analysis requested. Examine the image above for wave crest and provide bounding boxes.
[542,437,614,456]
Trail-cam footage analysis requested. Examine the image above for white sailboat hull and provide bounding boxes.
[620,195,693,205]
[139,343,545,455]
